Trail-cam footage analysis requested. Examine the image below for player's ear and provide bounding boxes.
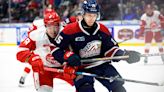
[96,12,100,21]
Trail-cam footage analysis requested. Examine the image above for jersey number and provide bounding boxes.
[23,38,30,45]
[55,35,63,44]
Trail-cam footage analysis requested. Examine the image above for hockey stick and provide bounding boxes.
[81,55,129,63]
[82,60,112,69]
[141,53,164,57]
[81,53,164,63]
[44,67,164,86]
[118,38,132,44]
[75,72,164,86]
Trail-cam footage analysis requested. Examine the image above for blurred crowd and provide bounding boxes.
[0,0,164,23]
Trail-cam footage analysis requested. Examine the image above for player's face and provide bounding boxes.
[46,23,59,38]
[146,7,154,16]
[84,13,97,27]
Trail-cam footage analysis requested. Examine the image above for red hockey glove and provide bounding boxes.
[46,53,55,63]
[63,65,78,80]
[46,53,61,66]
[28,54,44,74]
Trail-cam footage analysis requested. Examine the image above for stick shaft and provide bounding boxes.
[44,67,63,73]
[118,39,131,44]
[119,78,161,86]
[81,53,164,63]
[141,53,164,57]
[76,72,162,86]
[81,55,129,63]
[44,67,163,86]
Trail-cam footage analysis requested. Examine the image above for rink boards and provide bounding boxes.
[0,21,163,46]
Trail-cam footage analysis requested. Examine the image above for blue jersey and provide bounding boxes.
[52,20,126,91]
[53,20,121,64]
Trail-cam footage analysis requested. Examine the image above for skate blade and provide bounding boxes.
[18,83,25,87]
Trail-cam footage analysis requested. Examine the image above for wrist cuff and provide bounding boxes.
[64,51,74,60]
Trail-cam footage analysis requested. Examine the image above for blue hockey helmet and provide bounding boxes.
[82,0,100,14]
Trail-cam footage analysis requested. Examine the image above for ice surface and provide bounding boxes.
[0,46,164,92]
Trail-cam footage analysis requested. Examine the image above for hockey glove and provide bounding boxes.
[64,51,81,66]
[28,54,44,74]
[63,65,78,80]
[124,50,141,64]
[46,54,55,62]
[46,53,61,66]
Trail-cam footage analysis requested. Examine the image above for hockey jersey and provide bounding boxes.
[17,26,62,67]
[29,19,45,32]
[140,10,164,32]
[53,20,121,63]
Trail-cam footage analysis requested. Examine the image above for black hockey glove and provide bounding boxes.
[67,54,81,66]
[64,51,81,66]
[124,50,141,64]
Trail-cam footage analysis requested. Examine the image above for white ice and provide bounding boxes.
[0,46,164,92]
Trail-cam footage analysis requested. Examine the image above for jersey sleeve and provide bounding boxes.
[104,35,125,62]
[139,14,146,35]
[16,35,36,63]
[29,23,37,32]
[159,14,164,28]
[100,24,125,61]
[51,26,73,64]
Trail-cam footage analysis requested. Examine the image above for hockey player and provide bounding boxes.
[16,10,74,92]
[51,0,141,92]
[18,19,45,87]
[139,4,164,64]
[18,14,45,87]
[18,8,57,87]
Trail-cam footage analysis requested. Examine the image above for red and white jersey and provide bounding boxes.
[140,10,163,32]
[29,19,45,32]
[17,27,62,67]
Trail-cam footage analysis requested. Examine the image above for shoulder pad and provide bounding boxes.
[29,27,46,41]
[62,22,81,35]
[99,23,110,35]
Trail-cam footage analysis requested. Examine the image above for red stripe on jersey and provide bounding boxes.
[62,22,83,35]
[28,24,37,34]
[99,23,111,36]
[105,48,118,57]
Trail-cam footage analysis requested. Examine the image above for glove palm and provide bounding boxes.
[124,50,141,64]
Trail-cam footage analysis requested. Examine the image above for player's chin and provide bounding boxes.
[88,22,94,26]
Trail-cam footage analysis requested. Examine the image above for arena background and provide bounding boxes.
[0,0,164,46]
[0,1,164,92]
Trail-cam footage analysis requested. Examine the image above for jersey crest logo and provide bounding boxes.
[80,40,101,58]
[75,36,85,41]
